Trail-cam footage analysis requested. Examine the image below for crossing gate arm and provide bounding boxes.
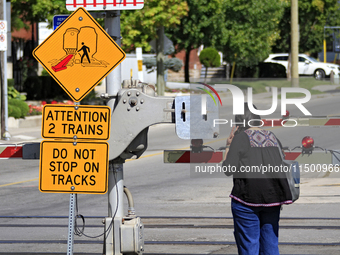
[0,144,23,159]
[164,150,223,163]
[0,143,40,159]
[285,150,340,165]
[163,149,340,165]
[262,117,340,127]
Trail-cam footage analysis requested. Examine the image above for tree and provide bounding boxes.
[166,0,227,82]
[11,0,69,31]
[222,0,286,68]
[120,0,188,95]
[120,1,188,52]
[11,0,69,65]
[199,47,221,83]
[272,0,340,57]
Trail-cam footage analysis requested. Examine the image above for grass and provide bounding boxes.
[213,78,332,96]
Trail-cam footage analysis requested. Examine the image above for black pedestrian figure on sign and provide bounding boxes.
[78,42,91,64]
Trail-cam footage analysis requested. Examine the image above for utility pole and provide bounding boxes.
[0,0,2,138]
[105,10,125,255]
[0,0,9,140]
[156,26,165,96]
[291,0,299,87]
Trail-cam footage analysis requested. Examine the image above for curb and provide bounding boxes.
[8,115,42,128]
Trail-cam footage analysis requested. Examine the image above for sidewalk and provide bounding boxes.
[1,125,42,144]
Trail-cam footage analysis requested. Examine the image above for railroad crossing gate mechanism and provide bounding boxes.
[33,7,126,102]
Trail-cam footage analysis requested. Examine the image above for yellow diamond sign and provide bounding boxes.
[33,7,126,102]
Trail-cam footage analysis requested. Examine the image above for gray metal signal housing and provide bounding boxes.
[106,80,219,161]
[175,95,219,140]
[120,217,144,254]
[107,84,174,161]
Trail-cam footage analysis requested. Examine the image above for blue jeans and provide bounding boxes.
[231,199,281,255]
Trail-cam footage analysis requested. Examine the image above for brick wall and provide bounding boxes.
[167,48,202,82]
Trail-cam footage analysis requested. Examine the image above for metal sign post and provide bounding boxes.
[104,10,124,255]
[67,193,76,255]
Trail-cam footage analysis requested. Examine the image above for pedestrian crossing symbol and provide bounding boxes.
[33,7,126,102]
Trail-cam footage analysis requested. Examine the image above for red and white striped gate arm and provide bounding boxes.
[262,118,340,127]
[0,145,23,159]
[163,150,338,165]
[284,151,333,164]
[164,150,223,163]
[66,0,144,11]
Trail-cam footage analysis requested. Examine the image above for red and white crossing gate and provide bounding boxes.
[0,145,22,158]
[0,143,39,159]
[163,149,339,165]
[164,116,340,164]
[262,117,340,127]
[164,150,223,164]
[66,0,144,11]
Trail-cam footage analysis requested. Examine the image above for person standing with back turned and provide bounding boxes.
[222,103,292,255]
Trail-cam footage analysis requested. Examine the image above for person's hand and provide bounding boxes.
[227,126,239,146]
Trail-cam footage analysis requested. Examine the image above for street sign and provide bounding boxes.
[66,0,144,11]
[53,15,69,30]
[42,104,111,140]
[33,7,126,102]
[0,20,7,51]
[39,140,109,194]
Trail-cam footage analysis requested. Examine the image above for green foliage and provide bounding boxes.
[199,48,221,68]
[41,68,50,76]
[120,0,188,52]
[166,0,227,82]
[8,99,29,119]
[8,79,26,100]
[199,47,221,82]
[8,104,22,119]
[272,0,340,56]
[17,57,37,87]
[223,0,286,66]
[143,57,183,72]
[8,79,15,87]
[165,58,183,72]
[215,77,329,94]
[167,0,227,52]
[11,0,70,31]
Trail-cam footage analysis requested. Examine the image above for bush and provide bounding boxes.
[143,57,183,72]
[259,62,286,78]
[8,99,29,119]
[199,47,221,82]
[8,80,26,100]
[8,104,22,119]
[199,47,221,68]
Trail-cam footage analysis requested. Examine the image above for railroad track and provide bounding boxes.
[0,216,339,254]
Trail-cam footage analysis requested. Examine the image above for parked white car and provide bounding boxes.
[264,53,340,80]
